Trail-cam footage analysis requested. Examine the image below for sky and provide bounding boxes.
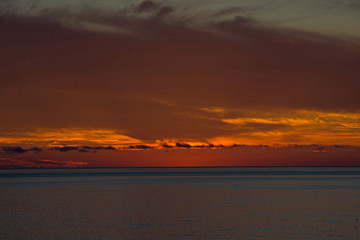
[1,0,360,167]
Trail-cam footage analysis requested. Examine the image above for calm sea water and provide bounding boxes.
[1,167,360,240]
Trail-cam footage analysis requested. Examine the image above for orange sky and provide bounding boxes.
[1,0,360,167]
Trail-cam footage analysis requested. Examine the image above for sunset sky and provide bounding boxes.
[1,0,360,167]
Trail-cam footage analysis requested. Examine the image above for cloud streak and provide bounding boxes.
[0,157,88,168]
[211,110,360,145]
[0,129,142,147]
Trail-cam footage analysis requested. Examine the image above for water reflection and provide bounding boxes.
[1,167,360,239]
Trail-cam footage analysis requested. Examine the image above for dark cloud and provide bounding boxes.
[130,0,173,19]
[83,146,117,150]
[0,143,272,154]
[127,145,154,149]
[231,144,247,148]
[1,146,42,154]
[1,146,26,153]
[156,6,174,18]
[290,144,322,148]
[50,146,118,152]
[161,143,173,148]
[316,146,325,151]
[50,146,79,152]
[334,145,350,148]
[30,147,42,152]
[137,0,158,12]
[176,143,191,148]
[0,145,124,155]
[229,144,268,148]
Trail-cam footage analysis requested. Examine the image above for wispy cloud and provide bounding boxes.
[0,157,88,168]
[0,128,142,147]
[193,109,360,146]
[199,107,226,114]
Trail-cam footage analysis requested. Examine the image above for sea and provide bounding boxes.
[1,167,360,240]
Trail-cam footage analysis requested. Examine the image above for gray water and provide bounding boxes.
[1,167,360,239]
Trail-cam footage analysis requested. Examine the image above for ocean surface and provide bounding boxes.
[1,167,360,240]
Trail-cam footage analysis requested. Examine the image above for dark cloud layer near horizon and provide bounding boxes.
[0,143,355,154]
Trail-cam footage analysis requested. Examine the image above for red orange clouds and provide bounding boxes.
[1,0,360,167]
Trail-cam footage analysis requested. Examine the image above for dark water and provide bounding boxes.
[1,167,360,240]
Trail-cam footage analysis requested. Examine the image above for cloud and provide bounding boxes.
[50,146,79,152]
[175,142,191,148]
[221,117,312,126]
[137,0,159,13]
[161,143,173,148]
[1,146,42,154]
[313,146,326,153]
[212,7,245,18]
[127,144,154,149]
[334,144,349,148]
[1,146,26,153]
[0,129,142,147]
[210,110,360,145]
[0,145,122,154]
[156,6,174,18]
[0,157,88,168]
[199,107,226,114]
[50,145,118,152]
[83,146,117,150]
